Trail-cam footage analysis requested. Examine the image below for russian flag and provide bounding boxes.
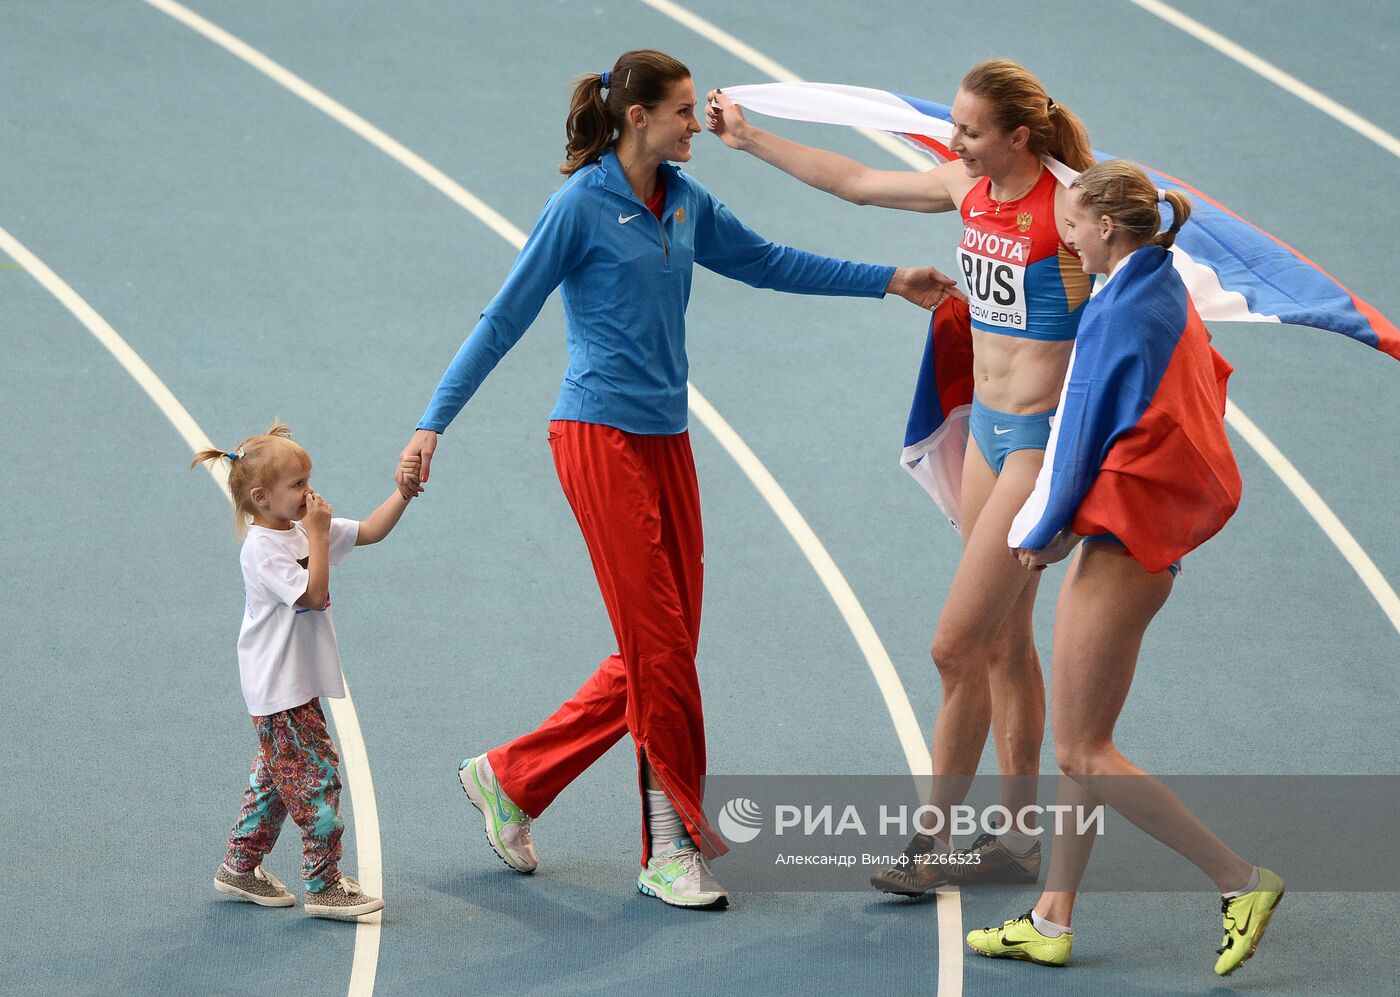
[721,83,1400,526]
[899,297,973,526]
[1007,246,1241,571]
[721,82,1400,358]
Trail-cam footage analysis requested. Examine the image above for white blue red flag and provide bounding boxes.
[722,82,1400,357]
[722,83,1400,529]
[1008,246,1241,570]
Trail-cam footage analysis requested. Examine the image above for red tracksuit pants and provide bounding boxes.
[487,420,726,862]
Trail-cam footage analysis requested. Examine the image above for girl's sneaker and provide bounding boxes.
[304,876,385,920]
[214,863,295,907]
[458,755,538,873]
[637,839,729,909]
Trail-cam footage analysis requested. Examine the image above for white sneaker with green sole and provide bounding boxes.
[637,839,729,909]
[458,755,538,873]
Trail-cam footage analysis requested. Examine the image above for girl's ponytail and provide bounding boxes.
[1045,101,1093,173]
[190,446,234,471]
[189,422,304,537]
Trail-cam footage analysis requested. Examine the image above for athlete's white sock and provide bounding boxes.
[1031,910,1073,937]
[646,789,686,850]
[476,753,521,807]
[1222,866,1260,898]
[998,829,1038,855]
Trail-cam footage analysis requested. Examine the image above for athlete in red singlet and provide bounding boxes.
[959,169,1091,477]
[958,168,1089,341]
[709,59,1097,895]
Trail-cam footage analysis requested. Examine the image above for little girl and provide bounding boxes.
[192,423,416,920]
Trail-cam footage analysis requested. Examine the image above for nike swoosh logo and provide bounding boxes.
[993,426,1014,435]
[476,767,516,824]
[998,934,1029,947]
[659,867,680,884]
[1232,910,1254,936]
[618,213,642,224]
[968,208,988,217]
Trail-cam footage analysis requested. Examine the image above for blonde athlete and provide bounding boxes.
[966,162,1282,976]
[710,60,1094,894]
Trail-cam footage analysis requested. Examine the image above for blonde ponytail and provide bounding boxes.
[1071,160,1192,250]
[1155,189,1193,250]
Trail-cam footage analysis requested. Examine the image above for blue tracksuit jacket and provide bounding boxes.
[418,148,896,435]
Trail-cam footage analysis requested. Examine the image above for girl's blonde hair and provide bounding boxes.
[191,422,309,536]
[1070,159,1193,250]
[960,59,1094,172]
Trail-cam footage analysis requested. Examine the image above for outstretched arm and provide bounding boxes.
[403,187,588,496]
[691,183,963,310]
[706,90,966,213]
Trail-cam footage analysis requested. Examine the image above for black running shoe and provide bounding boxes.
[869,833,953,897]
[945,833,1041,885]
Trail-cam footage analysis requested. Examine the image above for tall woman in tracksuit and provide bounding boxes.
[397,49,959,909]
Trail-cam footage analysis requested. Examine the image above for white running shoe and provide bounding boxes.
[637,839,730,909]
[458,755,538,873]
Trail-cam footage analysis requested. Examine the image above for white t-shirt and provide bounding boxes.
[236,518,359,716]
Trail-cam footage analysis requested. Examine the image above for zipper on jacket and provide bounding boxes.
[653,212,671,272]
[614,170,672,273]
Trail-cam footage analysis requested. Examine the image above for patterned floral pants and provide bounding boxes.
[223,698,344,892]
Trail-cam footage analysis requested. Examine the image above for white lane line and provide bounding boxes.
[639,0,930,171]
[637,0,963,988]
[139,1,938,990]
[1124,1,1400,638]
[0,228,213,457]
[0,222,385,988]
[143,0,521,248]
[1128,0,1400,160]
[686,392,929,773]
[1226,402,1400,635]
[645,0,1400,984]
[685,395,968,980]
